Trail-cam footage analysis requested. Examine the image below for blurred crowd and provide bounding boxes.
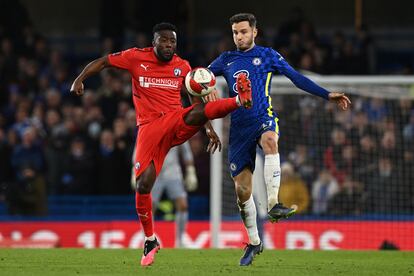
[275,95,414,216]
[195,7,378,75]
[0,6,413,216]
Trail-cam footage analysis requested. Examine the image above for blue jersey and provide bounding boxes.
[208,45,329,127]
[209,45,330,177]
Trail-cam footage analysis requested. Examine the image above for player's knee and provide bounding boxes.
[236,184,252,202]
[136,164,156,194]
[262,136,278,154]
[184,103,207,126]
[136,179,153,194]
[176,200,188,212]
[137,183,151,194]
[175,196,188,210]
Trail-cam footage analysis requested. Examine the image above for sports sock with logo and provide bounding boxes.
[264,153,281,211]
[135,192,154,238]
[238,195,260,245]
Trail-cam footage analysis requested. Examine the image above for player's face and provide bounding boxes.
[153,30,177,62]
[232,21,257,51]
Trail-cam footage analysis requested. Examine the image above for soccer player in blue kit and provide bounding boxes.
[208,13,351,266]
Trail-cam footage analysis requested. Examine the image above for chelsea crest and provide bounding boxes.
[252,58,262,66]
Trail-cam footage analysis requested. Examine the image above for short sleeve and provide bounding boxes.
[183,60,192,77]
[107,48,137,70]
[208,54,225,76]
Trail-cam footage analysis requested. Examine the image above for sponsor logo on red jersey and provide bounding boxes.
[138,76,180,89]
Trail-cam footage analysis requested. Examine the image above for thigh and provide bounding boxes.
[172,106,201,146]
[134,114,179,177]
[228,124,262,177]
[183,102,208,126]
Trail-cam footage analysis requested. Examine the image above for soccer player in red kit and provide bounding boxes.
[70,22,252,266]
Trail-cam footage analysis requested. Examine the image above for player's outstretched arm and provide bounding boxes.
[328,92,352,110]
[70,56,111,96]
[274,50,352,107]
[280,65,352,110]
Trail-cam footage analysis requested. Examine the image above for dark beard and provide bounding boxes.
[158,52,173,62]
[155,48,173,62]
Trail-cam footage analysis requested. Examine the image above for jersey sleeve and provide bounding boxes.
[270,49,330,100]
[208,53,225,76]
[107,48,137,70]
[183,60,192,77]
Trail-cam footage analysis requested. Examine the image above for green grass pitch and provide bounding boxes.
[0,249,413,275]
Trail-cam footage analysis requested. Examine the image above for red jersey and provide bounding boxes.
[107,47,191,125]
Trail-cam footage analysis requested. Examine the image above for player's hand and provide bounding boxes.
[206,127,222,154]
[70,79,85,96]
[184,165,198,192]
[203,89,219,102]
[329,92,351,111]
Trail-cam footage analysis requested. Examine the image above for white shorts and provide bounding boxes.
[152,178,187,204]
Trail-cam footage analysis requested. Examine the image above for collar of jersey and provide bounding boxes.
[237,44,257,54]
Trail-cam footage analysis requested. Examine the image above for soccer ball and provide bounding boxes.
[185,67,216,97]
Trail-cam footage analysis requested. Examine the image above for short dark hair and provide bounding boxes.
[152,22,178,35]
[229,13,257,28]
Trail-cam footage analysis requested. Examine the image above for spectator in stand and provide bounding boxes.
[44,109,71,194]
[350,111,377,145]
[312,170,339,215]
[363,98,388,124]
[274,7,306,48]
[279,162,310,214]
[328,177,363,216]
[329,31,346,74]
[96,129,131,194]
[8,126,46,215]
[60,137,94,194]
[323,127,349,184]
[380,130,399,162]
[364,155,400,213]
[354,134,378,186]
[288,144,315,186]
[403,111,414,144]
[11,103,31,137]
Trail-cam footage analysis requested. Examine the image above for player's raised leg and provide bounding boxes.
[234,169,263,266]
[260,131,296,222]
[184,73,252,126]
[236,73,252,108]
[135,162,160,266]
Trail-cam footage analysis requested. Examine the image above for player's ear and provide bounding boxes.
[152,33,158,47]
[253,27,258,38]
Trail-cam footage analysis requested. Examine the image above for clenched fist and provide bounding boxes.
[70,80,85,96]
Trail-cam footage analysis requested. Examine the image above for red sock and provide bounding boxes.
[135,192,154,238]
[204,98,238,120]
